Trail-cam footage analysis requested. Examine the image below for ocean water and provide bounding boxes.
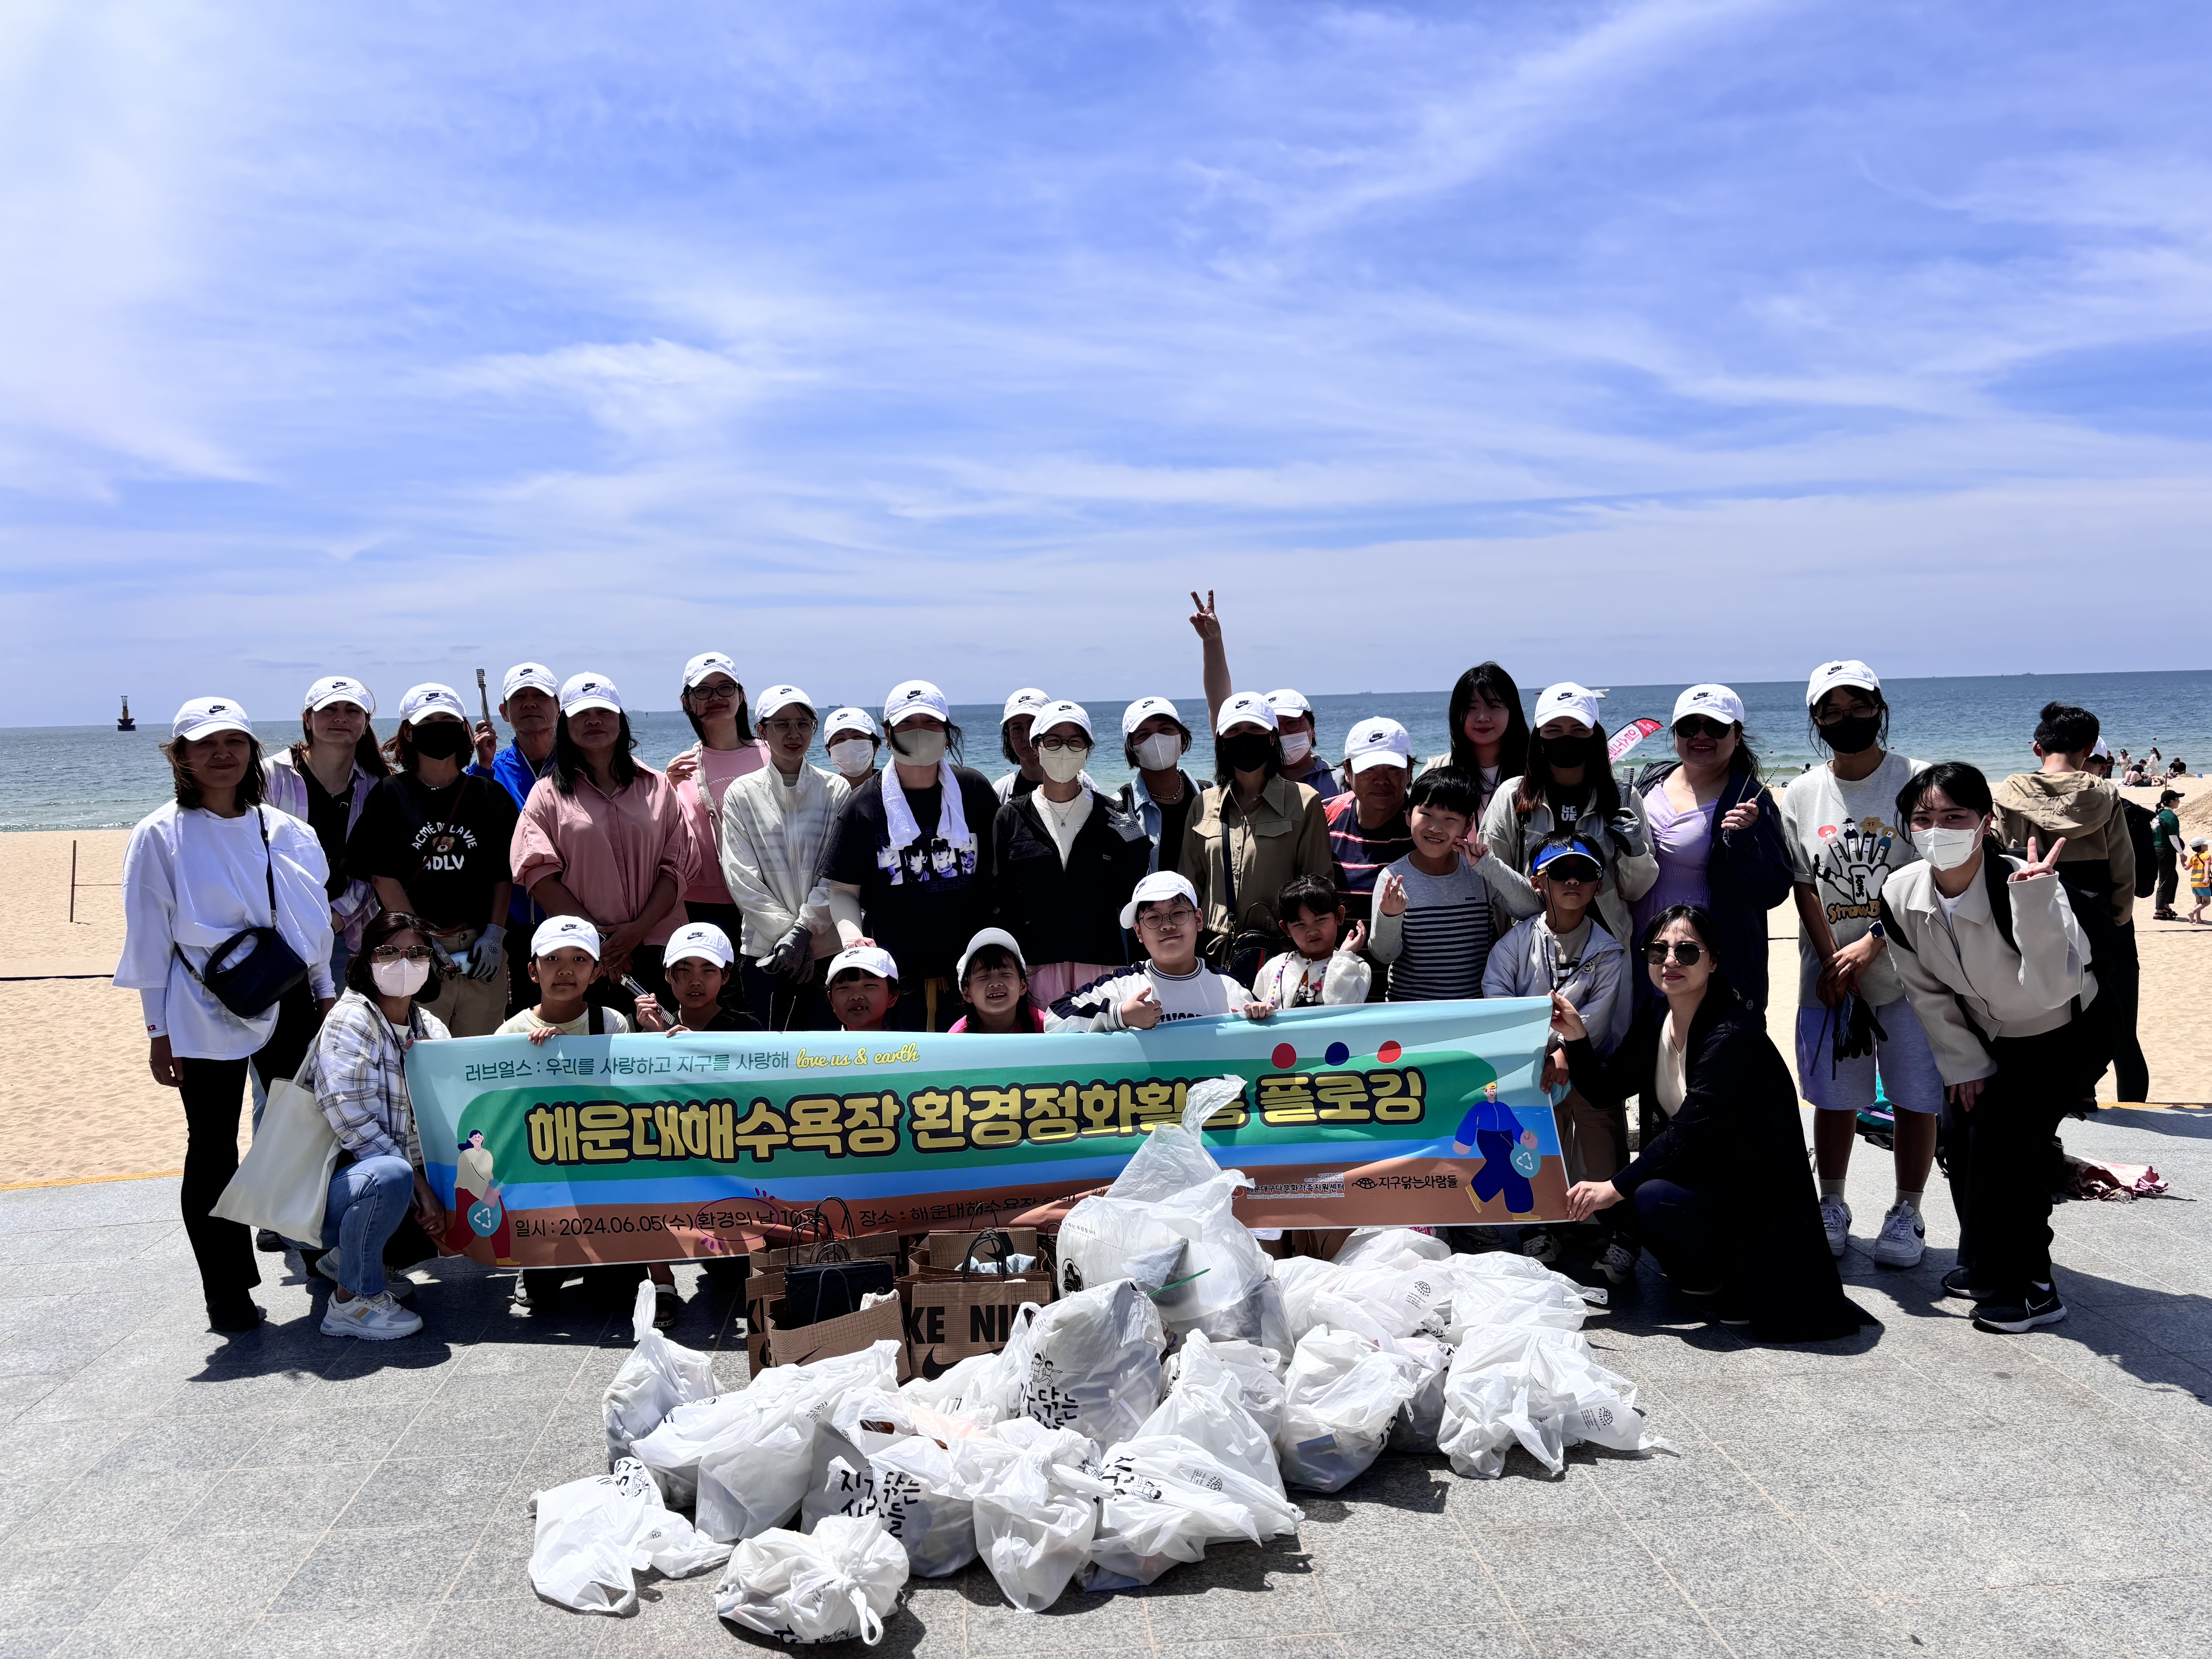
[5,670,2207,832]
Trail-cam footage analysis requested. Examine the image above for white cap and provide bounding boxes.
[1001,688,1051,725]
[1533,682,1602,732]
[1344,716,1412,774]
[398,683,469,725]
[1671,684,1747,728]
[503,662,558,700]
[1214,692,1278,737]
[755,685,814,721]
[884,680,950,726]
[1264,689,1313,721]
[1032,699,1091,740]
[663,922,735,969]
[172,697,253,743]
[1119,869,1200,931]
[957,927,1028,983]
[531,915,602,959]
[560,672,623,716]
[828,944,900,983]
[1806,659,1880,708]
[304,675,375,716]
[1121,695,1182,736]
[2092,739,2112,760]
[826,706,880,742]
[682,651,739,691]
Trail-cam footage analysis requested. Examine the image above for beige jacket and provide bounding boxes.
[1882,858,2096,1085]
[1177,774,1332,935]
[1991,770,2136,927]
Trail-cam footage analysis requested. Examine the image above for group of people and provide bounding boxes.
[117,596,2144,1348]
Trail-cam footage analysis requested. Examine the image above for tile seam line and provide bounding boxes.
[1575,1458,1741,1659]
[1437,1468,1540,1656]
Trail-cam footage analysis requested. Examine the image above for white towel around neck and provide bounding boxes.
[878,757,973,882]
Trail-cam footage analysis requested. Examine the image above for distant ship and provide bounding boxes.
[117,696,135,732]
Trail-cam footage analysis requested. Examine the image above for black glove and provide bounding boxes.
[1604,808,1648,856]
[763,923,810,979]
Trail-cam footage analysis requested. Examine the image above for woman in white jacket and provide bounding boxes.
[717,685,849,1030]
[115,699,337,1332]
[1878,762,2100,1336]
[261,674,386,985]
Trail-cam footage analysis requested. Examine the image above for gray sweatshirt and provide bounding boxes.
[1481,910,1630,1054]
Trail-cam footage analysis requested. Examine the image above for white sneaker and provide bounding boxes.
[1595,1242,1640,1287]
[1872,1203,1926,1268]
[1820,1196,1852,1258]
[321,1290,423,1341]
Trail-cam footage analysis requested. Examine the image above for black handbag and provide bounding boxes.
[777,1202,895,1329]
[1201,806,1288,988]
[176,807,311,1018]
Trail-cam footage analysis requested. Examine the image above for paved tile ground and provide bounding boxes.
[5,1103,2212,1659]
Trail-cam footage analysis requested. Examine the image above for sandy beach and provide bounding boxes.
[5,783,2209,1187]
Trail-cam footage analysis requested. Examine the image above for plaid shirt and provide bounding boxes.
[309,990,447,1164]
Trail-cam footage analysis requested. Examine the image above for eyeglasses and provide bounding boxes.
[1814,702,1878,724]
[1674,718,1733,740]
[760,715,816,736]
[689,680,741,702]
[1136,905,1197,930]
[371,945,434,965]
[1643,940,1706,966]
[1036,736,1091,752]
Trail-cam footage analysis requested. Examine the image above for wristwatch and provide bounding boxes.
[1867,921,1886,941]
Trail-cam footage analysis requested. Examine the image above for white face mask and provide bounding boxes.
[1911,824,1982,872]
[1279,731,1313,765]
[892,728,949,767]
[828,738,875,778]
[1134,732,1182,772]
[371,956,431,998]
[1039,745,1087,783]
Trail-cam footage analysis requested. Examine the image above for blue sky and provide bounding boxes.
[3,0,2208,726]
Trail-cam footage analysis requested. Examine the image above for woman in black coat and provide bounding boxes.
[1557,902,1874,1343]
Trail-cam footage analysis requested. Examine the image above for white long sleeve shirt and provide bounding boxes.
[115,802,337,1059]
[716,761,850,960]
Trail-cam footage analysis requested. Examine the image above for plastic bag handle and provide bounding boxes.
[853,1587,883,1647]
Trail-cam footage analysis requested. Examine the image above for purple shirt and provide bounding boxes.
[1634,782,1714,940]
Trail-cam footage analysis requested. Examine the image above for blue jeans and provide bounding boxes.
[319,1156,414,1298]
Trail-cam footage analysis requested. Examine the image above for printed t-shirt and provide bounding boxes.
[348,771,520,931]
[1778,752,1925,1008]
[823,767,1000,983]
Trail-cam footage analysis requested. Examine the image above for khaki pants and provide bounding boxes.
[1551,1086,1630,1185]
[422,927,510,1036]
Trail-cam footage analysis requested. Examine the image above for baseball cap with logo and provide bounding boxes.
[884,680,950,726]
[1344,716,1412,773]
[753,685,812,722]
[663,922,735,969]
[1265,689,1314,722]
[1001,688,1051,726]
[503,662,558,701]
[304,675,375,716]
[682,651,739,691]
[956,926,1029,983]
[1121,695,1182,735]
[1533,682,1604,732]
[560,672,623,716]
[1532,838,1604,880]
[825,706,880,742]
[828,944,900,984]
[1119,869,1201,930]
[172,697,254,743]
[1805,660,1881,707]
[398,683,469,725]
[1214,692,1278,736]
[531,915,602,960]
[1671,684,1747,728]
[1032,699,1091,740]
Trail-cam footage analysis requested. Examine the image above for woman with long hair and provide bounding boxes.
[661,651,766,963]
[718,685,848,1030]
[263,674,387,986]
[1423,661,1531,828]
[1177,691,1332,975]
[511,672,691,1002]
[115,699,338,1332]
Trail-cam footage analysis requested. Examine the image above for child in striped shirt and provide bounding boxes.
[1371,769,1496,1001]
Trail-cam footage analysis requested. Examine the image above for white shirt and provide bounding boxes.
[115,803,337,1060]
[1656,1011,1688,1118]
[1033,787,1093,866]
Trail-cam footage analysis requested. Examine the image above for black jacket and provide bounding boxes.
[993,790,1151,969]
[1629,760,1794,1011]
[1566,986,1874,1343]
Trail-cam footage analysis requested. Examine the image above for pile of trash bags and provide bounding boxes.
[525,1078,1671,1644]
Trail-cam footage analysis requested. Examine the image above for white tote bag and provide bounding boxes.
[212,1043,339,1243]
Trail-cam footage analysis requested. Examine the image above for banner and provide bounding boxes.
[404,997,1565,1268]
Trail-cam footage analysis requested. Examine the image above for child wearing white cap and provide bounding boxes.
[634,923,764,1034]
[1048,871,1274,1030]
[950,929,1047,1033]
[826,945,901,1032]
[495,916,630,1041]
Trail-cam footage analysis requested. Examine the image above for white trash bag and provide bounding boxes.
[799,1388,998,1578]
[971,1419,1113,1611]
[1333,1227,1451,1269]
[1437,1254,1592,1341]
[1138,1367,1283,1494]
[1166,1331,1287,1441]
[632,1388,759,1509]
[1386,1334,1453,1454]
[1437,1326,1670,1479]
[1274,1326,1425,1492]
[603,1278,722,1466]
[1186,1271,1292,1354]
[1019,1280,1165,1448]
[1084,1432,1304,1590]
[1279,1258,1444,1346]
[715,1513,910,1646]
[693,1340,902,1543]
[899,1351,1012,1427]
[529,1458,727,1615]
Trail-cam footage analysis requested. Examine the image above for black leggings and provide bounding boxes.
[176,987,318,1307]
[1938,1022,2091,1300]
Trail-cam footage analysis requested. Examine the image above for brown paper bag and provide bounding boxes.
[920,1227,1039,1273]
[898,1271,1050,1379]
[759,1290,910,1379]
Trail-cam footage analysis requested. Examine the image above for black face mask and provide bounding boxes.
[1818,713,1882,756]
[411,721,469,761]
[1540,734,1596,771]
[1219,732,1276,773]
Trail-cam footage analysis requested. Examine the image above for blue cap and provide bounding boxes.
[1532,839,1602,877]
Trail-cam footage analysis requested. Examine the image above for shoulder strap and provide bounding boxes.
[1218,804,1239,925]
[257,806,277,927]
[1876,893,1913,952]
[588,1003,606,1036]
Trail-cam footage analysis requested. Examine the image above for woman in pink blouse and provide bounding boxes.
[660,650,767,962]
[510,672,690,1003]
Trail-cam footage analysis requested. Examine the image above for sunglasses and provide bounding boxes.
[1674,717,1733,740]
[1643,940,1706,966]
[1540,861,1600,884]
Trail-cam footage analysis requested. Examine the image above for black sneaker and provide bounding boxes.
[255,1229,285,1253]
[1973,1285,2067,1333]
[1941,1266,1990,1300]
[207,1298,264,1333]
